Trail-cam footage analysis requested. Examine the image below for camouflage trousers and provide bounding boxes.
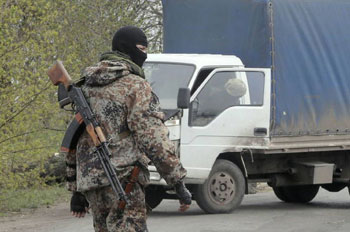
[84,183,148,232]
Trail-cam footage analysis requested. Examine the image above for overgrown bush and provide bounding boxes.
[42,153,66,184]
[0,0,162,192]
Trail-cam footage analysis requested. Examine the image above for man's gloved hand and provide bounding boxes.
[70,192,89,218]
[174,181,192,212]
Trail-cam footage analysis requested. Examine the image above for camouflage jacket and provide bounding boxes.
[64,51,187,192]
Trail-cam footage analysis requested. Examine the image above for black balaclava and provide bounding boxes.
[112,26,148,67]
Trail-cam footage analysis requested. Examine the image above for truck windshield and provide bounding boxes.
[143,62,194,109]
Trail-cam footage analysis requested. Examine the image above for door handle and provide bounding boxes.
[254,127,267,136]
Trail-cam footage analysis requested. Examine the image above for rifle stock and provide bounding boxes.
[47,60,72,89]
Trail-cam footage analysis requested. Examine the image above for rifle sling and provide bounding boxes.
[117,165,141,212]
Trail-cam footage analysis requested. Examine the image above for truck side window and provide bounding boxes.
[191,68,214,95]
[190,71,265,126]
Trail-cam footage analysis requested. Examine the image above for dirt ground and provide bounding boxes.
[0,200,93,232]
[1,187,350,232]
[0,184,271,232]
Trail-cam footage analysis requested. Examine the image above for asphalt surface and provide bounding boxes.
[1,188,349,232]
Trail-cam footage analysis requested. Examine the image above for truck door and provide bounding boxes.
[179,68,271,179]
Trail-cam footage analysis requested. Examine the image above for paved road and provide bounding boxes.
[1,188,350,232]
[148,188,350,232]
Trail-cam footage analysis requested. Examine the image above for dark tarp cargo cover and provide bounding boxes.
[162,0,350,136]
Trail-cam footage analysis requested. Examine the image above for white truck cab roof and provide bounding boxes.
[146,53,244,68]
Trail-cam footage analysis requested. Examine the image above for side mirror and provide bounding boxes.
[177,88,190,109]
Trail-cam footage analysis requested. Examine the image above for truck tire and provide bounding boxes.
[272,187,292,202]
[195,159,245,214]
[322,183,346,192]
[145,186,164,209]
[273,185,319,203]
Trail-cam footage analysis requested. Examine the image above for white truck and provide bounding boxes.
[143,0,350,214]
[143,52,350,214]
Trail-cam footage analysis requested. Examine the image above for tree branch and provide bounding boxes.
[43,127,66,132]
[0,83,51,130]
[0,130,40,145]
[3,145,57,155]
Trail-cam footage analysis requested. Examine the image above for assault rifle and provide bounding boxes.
[47,61,128,204]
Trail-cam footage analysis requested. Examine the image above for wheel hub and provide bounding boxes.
[208,171,236,205]
[220,184,227,191]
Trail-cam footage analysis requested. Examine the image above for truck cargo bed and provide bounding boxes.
[162,0,350,137]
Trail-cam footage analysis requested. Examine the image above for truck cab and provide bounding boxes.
[143,54,271,213]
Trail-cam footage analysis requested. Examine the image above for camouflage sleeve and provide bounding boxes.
[126,78,187,186]
[63,150,77,192]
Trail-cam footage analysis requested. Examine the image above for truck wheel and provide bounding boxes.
[322,183,346,192]
[273,185,319,203]
[145,186,164,209]
[272,187,292,202]
[195,159,245,214]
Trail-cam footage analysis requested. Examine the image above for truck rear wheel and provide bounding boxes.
[195,159,245,214]
[272,186,291,202]
[273,185,319,203]
[322,183,346,192]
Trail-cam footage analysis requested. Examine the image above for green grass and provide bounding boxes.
[0,185,70,216]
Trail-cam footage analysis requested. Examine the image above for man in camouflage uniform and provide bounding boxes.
[65,26,192,232]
